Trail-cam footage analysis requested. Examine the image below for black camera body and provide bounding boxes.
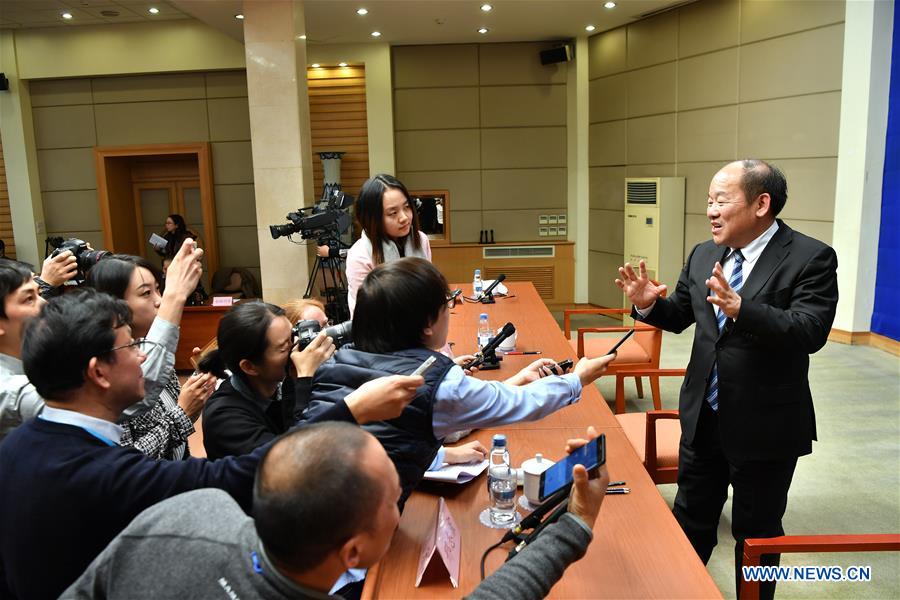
[292,319,353,351]
[48,237,111,278]
[269,190,354,241]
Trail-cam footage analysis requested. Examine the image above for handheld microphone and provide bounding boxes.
[500,480,571,543]
[481,273,506,298]
[507,500,570,561]
[464,322,515,370]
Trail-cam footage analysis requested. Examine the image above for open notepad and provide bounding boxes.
[423,459,489,484]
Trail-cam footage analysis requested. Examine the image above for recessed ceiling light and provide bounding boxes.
[61,12,73,19]
[357,8,368,16]
[311,63,321,68]
[371,30,381,37]
[298,34,307,40]
[148,7,159,15]
[604,1,617,8]
[481,3,492,11]
[339,62,348,67]
[234,14,244,20]
[585,25,596,32]
[478,27,489,34]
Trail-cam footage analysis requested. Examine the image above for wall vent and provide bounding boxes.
[483,245,555,259]
[484,266,555,299]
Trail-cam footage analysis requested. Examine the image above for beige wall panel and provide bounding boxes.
[396,170,482,211]
[625,163,677,177]
[627,113,676,165]
[46,229,104,250]
[480,85,566,127]
[37,147,96,191]
[589,251,625,307]
[29,78,93,107]
[627,62,676,118]
[589,209,624,254]
[677,161,726,214]
[589,120,627,166]
[627,10,678,69]
[208,97,251,142]
[33,105,96,149]
[677,106,737,163]
[94,99,210,146]
[395,129,481,171]
[678,48,739,110]
[218,225,260,268]
[482,168,566,210]
[206,71,249,98]
[590,166,627,210]
[589,73,628,123]
[392,45,479,88]
[678,0,740,58]
[741,0,846,44]
[450,210,482,243]
[740,24,844,103]
[479,42,567,85]
[482,209,560,242]
[214,184,257,227]
[684,213,711,258]
[91,73,206,103]
[42,190,101,232]
[738,92,841,159]
[781,218,833,247]
[394,88,479,130]
[211,141,254,185]
[481,127,566,169]
[775,157,837,222]
[589,28,627,78]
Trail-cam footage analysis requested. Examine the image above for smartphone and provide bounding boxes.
[538,433,606,502]
[411,356,437,377]
[547,359,574,376]
[606,329,635,355]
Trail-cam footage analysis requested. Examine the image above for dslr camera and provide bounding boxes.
[269,189,354,241]
[292,319,353,351]
[48,237,112,280]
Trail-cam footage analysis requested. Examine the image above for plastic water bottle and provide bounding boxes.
[473,269,483,298]
[477,313,492,350]
[487,434,516,525]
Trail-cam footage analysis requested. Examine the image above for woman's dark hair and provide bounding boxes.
[198,300,286,379]
[85,255,163,300]
[22,288,131,400]
[167,214,187,235]
[163,214,193,258]
[353,257,447,353]
[0,259,34,319]
[356,174,422,265]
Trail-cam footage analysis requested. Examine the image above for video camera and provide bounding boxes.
[269,189,354,242]
[48,237,112,279]
[292,319,353,351]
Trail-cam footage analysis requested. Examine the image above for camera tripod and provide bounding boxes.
[305,236,350,323]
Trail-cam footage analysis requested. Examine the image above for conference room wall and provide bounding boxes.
[393,42,568,243]
[587,0,845,309]
[28,71,262,284]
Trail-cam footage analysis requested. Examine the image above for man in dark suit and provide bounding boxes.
[615,159,838,599]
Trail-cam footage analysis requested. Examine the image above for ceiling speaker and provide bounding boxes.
[540,44,572,65]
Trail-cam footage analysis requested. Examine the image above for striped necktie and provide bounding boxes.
[705,250,744,412]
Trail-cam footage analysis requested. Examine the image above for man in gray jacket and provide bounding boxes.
[64,421,609,599]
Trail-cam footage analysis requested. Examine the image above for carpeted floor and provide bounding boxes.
[557,311,900,599]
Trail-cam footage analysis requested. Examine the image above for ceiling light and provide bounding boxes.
[339,62,348,67]
[478,27,489,34]
[311,63,321,68]
[481,3,492,11]
[585,25,596,32]
[148,7,159,14]
[357,8,368,15]
[371,30,381,37]
[234,14,244,20]
[61,12,73,19]
[298,34,307,40]
[604,1,617,8]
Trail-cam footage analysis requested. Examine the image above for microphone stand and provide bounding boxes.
[479,274,506,304]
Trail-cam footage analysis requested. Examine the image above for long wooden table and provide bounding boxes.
[362,282,721,598]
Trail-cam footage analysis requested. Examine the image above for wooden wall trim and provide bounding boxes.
[0,138,15,259]
[828,328,900,356]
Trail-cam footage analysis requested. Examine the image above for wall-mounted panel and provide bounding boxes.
[479,42,567,85]
[589,208,624,254]
[626,10,678,69]
[36,148,96,191]
[395,129,481,171]
[32,105,96,149]
[589,250,625,307]
[394,88,480,130]
[775,157,837,222]
[393,45,479,88]
[589,120,627,166]
[450,210,482,243]
[738,92,841,158]
[589,28,627,78]
[677,106,737,163]
[211,141,254,185]
[590,166,626,210]
[217,225,260,267]
[627,113,676,165]
[29,78,93,107]
[625,163,677,178]
[627,62,677,118]
[782,218,833,247]
[214,184,257,227]
[739,24,844,103]
[92,73,206,103]
[396,170,482,211]
[678,0,740,58]
[740,0,846,45]
[482,209,565,242]
[205,71,249,98]
[684,214,711,257]
[42,190,101,231]
[589,73,628,123]
[480,85,566,127]
[208,97,251,142]
[482,168,566,210]
[481,127,566,169]
[95,99,209,145]
[676,161,727,215]
[678,48,739,111]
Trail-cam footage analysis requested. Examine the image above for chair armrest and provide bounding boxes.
[563,307,628,340]
[645,410,679,477]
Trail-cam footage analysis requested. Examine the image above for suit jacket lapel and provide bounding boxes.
[740,220,793,300]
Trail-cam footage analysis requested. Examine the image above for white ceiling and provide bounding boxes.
[0,0,190,28]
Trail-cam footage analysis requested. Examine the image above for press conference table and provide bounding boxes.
[362,282,721,599]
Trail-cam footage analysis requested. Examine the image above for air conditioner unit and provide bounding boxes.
[623,177,685,307]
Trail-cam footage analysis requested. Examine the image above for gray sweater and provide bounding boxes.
[63,489,593,600]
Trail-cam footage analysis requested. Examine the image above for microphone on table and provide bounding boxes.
[479,273,506,304]
[500,480,572,543]
[464,322,515,371]
[506,500,570,561]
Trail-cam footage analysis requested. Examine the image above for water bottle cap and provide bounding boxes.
[480,313,488,319]
[491,433,507,446]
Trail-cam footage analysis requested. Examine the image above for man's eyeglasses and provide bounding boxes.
[447,288,462,309]
[101,338,162,357]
